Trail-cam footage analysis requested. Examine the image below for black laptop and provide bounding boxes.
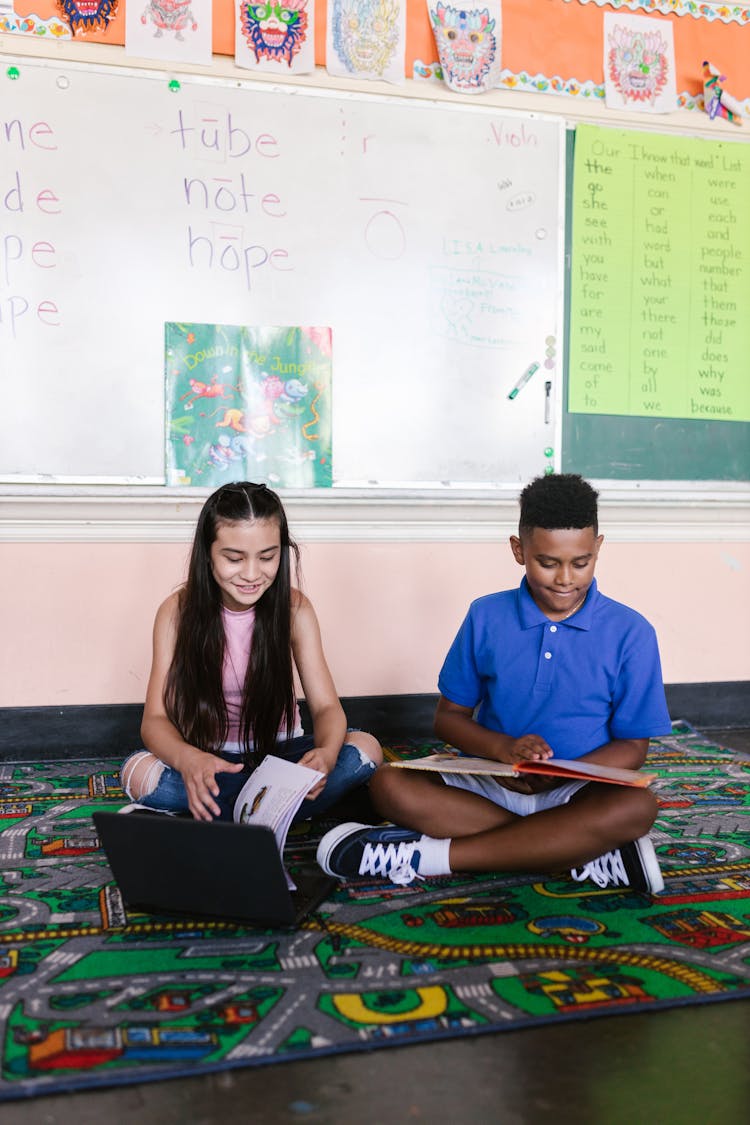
[93,811,336,928]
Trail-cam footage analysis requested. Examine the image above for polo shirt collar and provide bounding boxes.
[518,576,599,631]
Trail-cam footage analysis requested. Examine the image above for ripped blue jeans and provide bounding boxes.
[120,735,376,822]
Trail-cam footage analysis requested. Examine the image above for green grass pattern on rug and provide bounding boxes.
[0,722,749,1100]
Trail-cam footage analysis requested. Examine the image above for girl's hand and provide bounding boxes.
[298,747,338,800]
[179,748,245,821]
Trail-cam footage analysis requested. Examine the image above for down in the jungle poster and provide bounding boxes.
[165,323,332,488]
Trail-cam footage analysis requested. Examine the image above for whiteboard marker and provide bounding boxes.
[508,361,540,400]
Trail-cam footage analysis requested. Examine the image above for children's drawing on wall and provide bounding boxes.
[325,0,406,85]
[166,323,333,488]
[125,0,211,64]
[235,0,314,74]
[55,0,118,36]
[702,61,745,126]
[604,13,676,114]
[426,1,501,95]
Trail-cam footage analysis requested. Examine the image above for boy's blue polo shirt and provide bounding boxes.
[438,578,671,760]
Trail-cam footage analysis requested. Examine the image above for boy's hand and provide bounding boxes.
[499,733,559,794]
[502,773,563,794]
[506,734,553,763]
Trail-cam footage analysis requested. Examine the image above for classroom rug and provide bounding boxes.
[1,722,749,1101]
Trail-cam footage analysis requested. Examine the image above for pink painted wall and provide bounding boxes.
[1,538,748,707]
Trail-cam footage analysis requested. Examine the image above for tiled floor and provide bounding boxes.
[3,728,749,1124]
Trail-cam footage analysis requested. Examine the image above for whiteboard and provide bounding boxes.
[0,58,565,486]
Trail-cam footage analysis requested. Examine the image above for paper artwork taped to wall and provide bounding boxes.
[326,0,406,85]
[55,0,118,36]
[125,0,211,65]
[604,13,676,114]
[165,323,333,488]
[235,0,314,73]
[702,60,745,126]
[427,1,501,95]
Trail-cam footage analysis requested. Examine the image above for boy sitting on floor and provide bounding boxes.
[317,473,671,894]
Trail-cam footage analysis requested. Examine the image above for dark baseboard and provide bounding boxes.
[1,683,748,760]
[0,704,145,761]
[664,682,750,730]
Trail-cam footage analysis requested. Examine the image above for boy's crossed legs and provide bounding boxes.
[317,764,664,894]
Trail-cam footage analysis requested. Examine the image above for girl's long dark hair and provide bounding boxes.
[164,482,300,764]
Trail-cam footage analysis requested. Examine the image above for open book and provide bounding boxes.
[233,755,324,885]
[390,750,656,788]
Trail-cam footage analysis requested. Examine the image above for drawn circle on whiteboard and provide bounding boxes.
[535,228,548,240]
[56,75,70,90]
[364,210,406,261]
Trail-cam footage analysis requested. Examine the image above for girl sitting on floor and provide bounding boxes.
[120,482,382,821]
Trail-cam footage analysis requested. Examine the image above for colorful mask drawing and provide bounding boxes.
[166,323,333,489]
[427,2,500,95]
[327,0,404,82]
[126,0,210,63]
[604,13,676,114]
[239,0,309,66]
[56,0,118,36]
[140,0,197,41]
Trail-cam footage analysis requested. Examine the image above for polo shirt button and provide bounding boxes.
[544,651,552,659]
[550,626,558,633]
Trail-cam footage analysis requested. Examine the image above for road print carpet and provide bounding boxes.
[1,722,749,1101]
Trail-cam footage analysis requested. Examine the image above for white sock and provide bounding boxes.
[415,835,452,876]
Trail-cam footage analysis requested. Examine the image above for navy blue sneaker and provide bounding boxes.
[316,822,424,886]
[571,835,664,894]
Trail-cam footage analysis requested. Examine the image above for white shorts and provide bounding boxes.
[441,771,588,816]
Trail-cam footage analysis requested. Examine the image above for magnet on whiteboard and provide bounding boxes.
[535,228,548,240]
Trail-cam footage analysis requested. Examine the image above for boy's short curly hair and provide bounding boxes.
[519,473,599,535]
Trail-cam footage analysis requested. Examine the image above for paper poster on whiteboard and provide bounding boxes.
[569,125,750,424]
[165,323,333,488]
